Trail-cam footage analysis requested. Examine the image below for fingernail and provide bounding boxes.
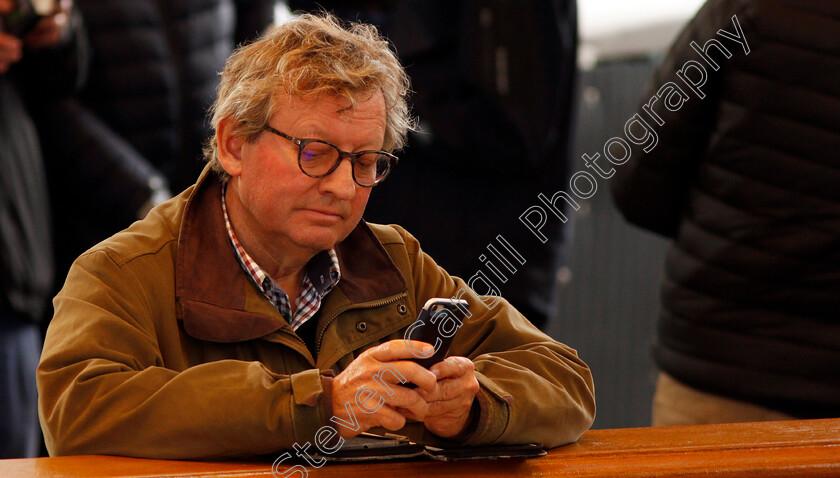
[433,368,441,378]
[422,343,434,353]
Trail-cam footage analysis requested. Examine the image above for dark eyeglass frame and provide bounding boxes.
[263,125,398,187]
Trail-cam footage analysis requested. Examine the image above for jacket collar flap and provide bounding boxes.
[334,220,407,303]
[175,174,286,342]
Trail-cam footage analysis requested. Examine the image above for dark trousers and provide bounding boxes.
[0,310,42,458]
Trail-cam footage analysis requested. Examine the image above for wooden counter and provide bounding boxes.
[2,418,839,477]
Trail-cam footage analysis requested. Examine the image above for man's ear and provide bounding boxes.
[217,117,245,178]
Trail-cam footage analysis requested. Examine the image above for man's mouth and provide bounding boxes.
[303,208,344,220]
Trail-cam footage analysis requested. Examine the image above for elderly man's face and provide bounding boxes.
[223,91,385,260]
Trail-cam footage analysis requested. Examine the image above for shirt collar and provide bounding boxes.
[220,183,341,327]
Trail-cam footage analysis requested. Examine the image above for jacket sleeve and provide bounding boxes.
[40,98,169,231]
[610,0,749,237]
[394,226,595,449]
[38,248,332,459]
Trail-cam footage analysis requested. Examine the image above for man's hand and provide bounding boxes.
[331,340,437,439]
[418,356,480,439]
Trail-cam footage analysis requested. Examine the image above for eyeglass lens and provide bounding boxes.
[300,141,390,186]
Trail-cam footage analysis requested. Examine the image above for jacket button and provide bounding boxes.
[356,321,368,332]
[397,304,407,315]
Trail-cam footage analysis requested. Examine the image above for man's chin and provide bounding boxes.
[294,227,352,253]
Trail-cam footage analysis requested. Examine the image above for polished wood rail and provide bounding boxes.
[2,418,839,477]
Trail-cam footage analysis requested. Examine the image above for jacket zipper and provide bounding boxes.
[276,326,316,367]
[316,293,407,357]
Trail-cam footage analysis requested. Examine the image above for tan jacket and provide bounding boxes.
[38,169,595,459]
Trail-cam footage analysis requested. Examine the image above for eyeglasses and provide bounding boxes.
[263,126,398,187]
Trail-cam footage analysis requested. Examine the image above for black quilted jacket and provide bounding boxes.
[612,0,840,418]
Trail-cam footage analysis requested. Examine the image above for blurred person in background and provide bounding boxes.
[0,0,86,457]
[612,0,840,425]
[35,0,276,282]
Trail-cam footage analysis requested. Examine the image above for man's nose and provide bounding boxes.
[320,157,356,199]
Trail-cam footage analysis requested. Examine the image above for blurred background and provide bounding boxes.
[549,0,704,430]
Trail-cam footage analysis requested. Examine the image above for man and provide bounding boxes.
[38,13,595,459]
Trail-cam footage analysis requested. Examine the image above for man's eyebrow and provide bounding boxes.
[286,123,329,140]
[295,127,385,151]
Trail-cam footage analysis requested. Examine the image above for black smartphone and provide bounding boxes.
[403,297,469,370]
